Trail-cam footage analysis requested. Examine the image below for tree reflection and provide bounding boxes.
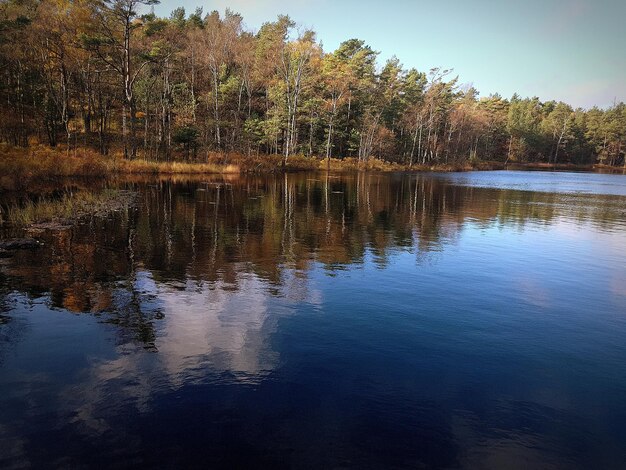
[1,172,624,348]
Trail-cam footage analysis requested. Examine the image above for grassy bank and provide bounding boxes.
[0,145,243,190]
[0,144,493,189]
[2,144,619,191]
[0,145,330,190]
[506,161,625,172]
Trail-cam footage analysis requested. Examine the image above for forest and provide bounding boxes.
[1,0,625,168]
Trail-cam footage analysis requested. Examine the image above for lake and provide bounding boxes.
[1,170,626,468]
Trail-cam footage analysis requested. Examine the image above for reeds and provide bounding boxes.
[2,189,133,227]
[0,143,516,192]
[0,144,244,190]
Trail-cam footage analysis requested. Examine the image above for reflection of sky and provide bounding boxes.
[441,171,626,196]
[2,174,626,467]
[0,268,325,464]
[94,267,323,388]
[153,270,281,379]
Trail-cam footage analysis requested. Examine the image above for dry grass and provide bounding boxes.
[2,189,134,227]
[323,157,403,172]
[0,144,108,188]
[321,157,500,172]
[0,144,513,191]
[506,161,599,171]
[0,144,245,190]
[206,152,320,172]
[113,158,240,175]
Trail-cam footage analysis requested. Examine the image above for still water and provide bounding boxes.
[1,171,626,468]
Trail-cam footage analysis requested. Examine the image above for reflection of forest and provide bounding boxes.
[1,173,624,346]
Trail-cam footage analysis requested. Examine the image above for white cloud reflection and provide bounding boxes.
[156,271,279,381]
[60,267,323,434]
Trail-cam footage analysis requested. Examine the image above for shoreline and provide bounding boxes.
[1,145,624,191]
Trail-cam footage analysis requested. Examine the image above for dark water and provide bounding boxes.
[1,171,626,469]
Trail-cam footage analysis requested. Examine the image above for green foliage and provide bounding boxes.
[173,126,198,145]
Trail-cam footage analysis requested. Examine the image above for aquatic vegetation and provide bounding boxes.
[1,189,135,228]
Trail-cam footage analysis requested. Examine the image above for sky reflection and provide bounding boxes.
[1,171,626,468]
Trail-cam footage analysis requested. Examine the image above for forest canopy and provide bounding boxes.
[0,0,624,167]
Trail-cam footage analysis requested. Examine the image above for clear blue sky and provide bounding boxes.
[152,0,625,109]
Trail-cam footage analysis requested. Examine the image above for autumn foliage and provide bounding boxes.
[0,0,624,168]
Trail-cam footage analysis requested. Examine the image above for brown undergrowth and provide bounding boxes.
[6,143,609,193]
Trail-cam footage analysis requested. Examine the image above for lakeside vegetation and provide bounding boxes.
[1,188,134,227]
[0,144,512,191]
[0,0,624,172]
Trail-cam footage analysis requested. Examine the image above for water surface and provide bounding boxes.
[1,171,626,468]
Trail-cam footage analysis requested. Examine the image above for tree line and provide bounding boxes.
[1,0,625,166]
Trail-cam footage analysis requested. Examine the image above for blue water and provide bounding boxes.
[1,171,626,468]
